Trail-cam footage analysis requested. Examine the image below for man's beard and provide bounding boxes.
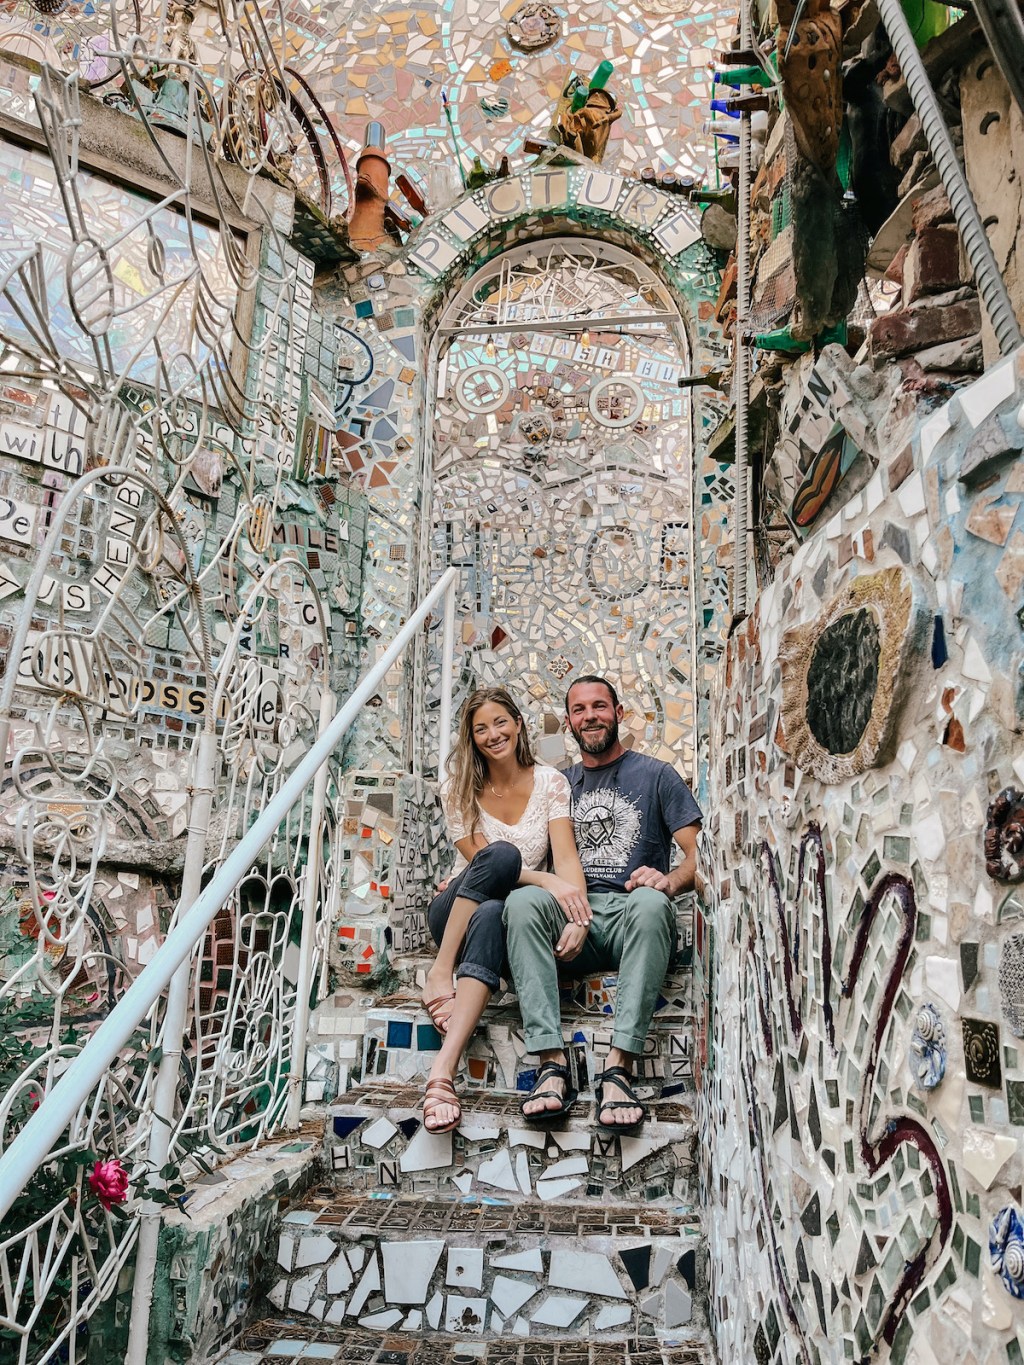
[570,717,619,755]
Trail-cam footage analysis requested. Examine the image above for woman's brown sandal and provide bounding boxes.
[423,1076,462,1134]
[423,992,456,1034]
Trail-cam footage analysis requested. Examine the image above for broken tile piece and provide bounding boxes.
[490,1274,540,1318]
[531,1294,588,1327]
[399,1125,453,1172]
[360,1117,399,1149]
[295,1234,335,1268]
[346,1257,381,1316]
[381,1239,444,1304]
[594,1303,633,1330]
[549,1248,626,1299]
[477,1147,518,1192]
[508,1128,547,1149]
[446,1247,484,1290]
[962,1126,1018,1190]
[543,1155,589,1180]
[536,1177,584,1201]
[288,1269,320,1314]
[664,1279,693,1327]
[358,1308,403,1329]
[493,1249,545,1272]
[326,1252,353,1296]
[445,1295,488,1333]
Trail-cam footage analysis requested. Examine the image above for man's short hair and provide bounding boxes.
[565,675,620,712]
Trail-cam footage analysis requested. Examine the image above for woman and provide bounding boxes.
[422,686,591,1134]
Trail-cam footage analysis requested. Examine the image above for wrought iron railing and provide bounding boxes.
[0,562,458,1364]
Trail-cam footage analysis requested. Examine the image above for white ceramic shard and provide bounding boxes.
[445,1295,488,1333]
[514,1149,532,1196]
[347,1258,381,1316]
[664,1280,693,1327]
[530,1294,588,1327]
[490,1275,540,1318]
[295,1234,336,1268]
[493,1249,544,1272]
[381,1239,444,1304]
[360,1117,399,1149]
[594,1303,633,1330]
[543,1155,589,1180]
[446,1247,484,1290]
[477,1147,519,1192]
[359,1309,403,1329]
[550,1248,626,1299]
[326,1252,353,1296]
[536,1177,583,1201]
[288,1270,321,1313]
[399,1125,453,1173]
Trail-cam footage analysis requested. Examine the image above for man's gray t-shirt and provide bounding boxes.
[565,750,703,893]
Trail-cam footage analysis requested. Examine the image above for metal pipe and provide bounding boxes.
[875,0,1022,354]
[0,566,460,1224]
[732,0,754,617]
[124,727,218,1365]
[438,574,457,776]
[286,686,337,1130]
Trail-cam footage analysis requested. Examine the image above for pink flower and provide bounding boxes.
[88,1158,129,1210]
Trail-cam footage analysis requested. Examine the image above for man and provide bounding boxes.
[504,675,703,1131]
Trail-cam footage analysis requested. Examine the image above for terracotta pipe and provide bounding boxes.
[349,120,392,251]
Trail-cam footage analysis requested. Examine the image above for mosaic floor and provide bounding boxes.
[225,1326,715,1363]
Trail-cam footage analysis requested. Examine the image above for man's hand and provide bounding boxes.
[555,922,589,962]
[625,865,673,894]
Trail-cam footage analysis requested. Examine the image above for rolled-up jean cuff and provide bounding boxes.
[525,1030,565,1054]
[456,962,500,990]
[457,889,492,906]
[611,1030,648,1055]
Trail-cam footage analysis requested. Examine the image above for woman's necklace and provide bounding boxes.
[488,772,522,799]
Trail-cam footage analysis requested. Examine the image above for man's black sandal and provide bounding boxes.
[519,1060,578,1125]
[594,1065,649,1137]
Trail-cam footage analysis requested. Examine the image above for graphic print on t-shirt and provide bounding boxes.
[573,787,642,879]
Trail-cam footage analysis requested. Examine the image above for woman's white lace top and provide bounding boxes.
[442,765,572,876]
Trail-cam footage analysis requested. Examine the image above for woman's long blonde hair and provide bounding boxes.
[446,687,535,835]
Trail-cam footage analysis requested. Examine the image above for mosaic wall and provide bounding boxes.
[195,0,741,195]
[706,346,1024,1364]
[319,164,732,782]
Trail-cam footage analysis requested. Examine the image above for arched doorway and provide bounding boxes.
[424,237,699,773]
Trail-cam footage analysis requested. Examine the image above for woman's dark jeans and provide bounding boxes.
[427,840,522,991]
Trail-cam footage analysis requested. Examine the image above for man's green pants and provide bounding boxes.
[502,884,676,1055]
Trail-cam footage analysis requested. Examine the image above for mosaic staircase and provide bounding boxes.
[217,957,718,1365]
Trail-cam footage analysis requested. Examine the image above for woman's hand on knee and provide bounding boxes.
[547,876,592,927]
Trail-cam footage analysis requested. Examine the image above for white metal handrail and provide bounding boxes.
[0,565,459,1228]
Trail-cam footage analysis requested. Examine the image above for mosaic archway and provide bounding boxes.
[426,235,698,769]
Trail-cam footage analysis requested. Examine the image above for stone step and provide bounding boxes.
[222,1322,717,1363]
[353,989,695,1096]
[266,1192,705,1343]
[325,1084,698,1206]
[311,967,695,1102]
[386,956,695,1011]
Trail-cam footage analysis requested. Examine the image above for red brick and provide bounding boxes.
[868,297,982,361]
[911,184,953,233]
[903,226,961,303]
[885,241,909,285]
